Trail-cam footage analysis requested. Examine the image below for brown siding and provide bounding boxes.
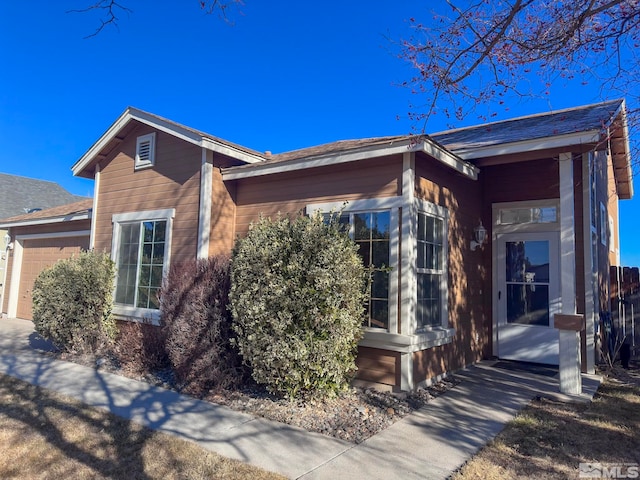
[209,155,238,256]
[414,154,488,384]
[93,123,202,265]
[355,347,399,387]
[482,158,559,203]
[233,155,402,237]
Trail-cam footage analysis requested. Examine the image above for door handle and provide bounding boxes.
[498,291,501,300]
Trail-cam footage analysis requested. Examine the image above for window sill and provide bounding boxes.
[112,305,161,325]
[359,328,455,353]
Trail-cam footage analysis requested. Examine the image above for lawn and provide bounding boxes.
[454,366,640,479]
[0,373,286,480]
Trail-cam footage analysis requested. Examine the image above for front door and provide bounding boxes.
[496,232,560,365]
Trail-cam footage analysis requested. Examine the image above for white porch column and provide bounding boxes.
[89,163,100,250]
[581,153,597,373]
[558,153,581,394]
[197,148,214,260]
[399,152,416,391]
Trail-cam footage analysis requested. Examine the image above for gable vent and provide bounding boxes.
[135,132,156,169]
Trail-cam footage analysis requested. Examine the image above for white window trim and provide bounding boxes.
[135,132,156,170]
[111,208,175,323]
[415,199,450,334]
[306,198,400,335]
[306,196,455,353]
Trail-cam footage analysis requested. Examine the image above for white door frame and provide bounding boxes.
[495,231,561,364]
[491,200,561,360]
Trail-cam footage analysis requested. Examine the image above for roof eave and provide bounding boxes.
[453,130,602,160]
[72,108,265,178]
[222,139,478,181]
[0,212,92,229]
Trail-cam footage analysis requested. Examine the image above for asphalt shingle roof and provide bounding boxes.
[0,173,88,221]
[431,99,624,152]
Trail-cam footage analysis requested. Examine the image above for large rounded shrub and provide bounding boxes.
[160,255,246,395]
[230,212,366,399]
[32,251,116,353]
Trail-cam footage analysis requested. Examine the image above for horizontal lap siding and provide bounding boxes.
[355,347,399,387]
[233,155,402,237]
[94,123,202,264]
[210,157,238,256]
[483,158,559,203]
[414,154,487,384]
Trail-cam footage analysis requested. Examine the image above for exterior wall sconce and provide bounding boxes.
[4,233,13,250]
[470,222,487,251]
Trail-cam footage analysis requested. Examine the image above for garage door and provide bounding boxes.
[17,236,90,320]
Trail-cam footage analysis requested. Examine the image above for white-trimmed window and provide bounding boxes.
[416,202,448,330]
[308,197,401,333]
[112,209,174,317]
[330,211,391,329]
[600,202,607,247]
[135,133,156,170]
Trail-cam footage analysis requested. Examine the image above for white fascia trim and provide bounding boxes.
[223,139,477,181]
[0,213,91,229]
[72,108,264,176]
[359,328,456,353]
[454,131,601,160]
[224,143,419,180]
[420,141,479,179]
[200,138,264,164]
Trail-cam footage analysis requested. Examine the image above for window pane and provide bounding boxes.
[371,270,389,299]
[143,221,154,242]
[154,221,166,242]
[506,241,549,283]
[417,273,442,328]
[356,241,371,267]
[372,240,389,267]
[370,212,390,240]
[353,213,370,240]
[507,284,550,326]
[417,242,425,269]
[370,299,388,329]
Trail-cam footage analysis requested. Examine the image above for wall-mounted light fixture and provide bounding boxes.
[470,221,487,251]
[4,233,13,250]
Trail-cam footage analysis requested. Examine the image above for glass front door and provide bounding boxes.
[497,232,560,364]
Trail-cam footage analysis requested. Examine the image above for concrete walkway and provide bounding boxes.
[0,317,601,479]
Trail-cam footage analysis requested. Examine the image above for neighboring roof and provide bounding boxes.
[0,199,93,228]
[72,107,267,178]
[223,134,480,180]
[0,173,87,221]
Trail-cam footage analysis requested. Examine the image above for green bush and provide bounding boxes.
[160,255,247,395]
[32,251,116,353]
[230,212,366,399]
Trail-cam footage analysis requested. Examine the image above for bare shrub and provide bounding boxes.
[114,319,168,375]
[160,255,246,396]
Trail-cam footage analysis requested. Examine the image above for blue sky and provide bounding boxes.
[1,1,638,264]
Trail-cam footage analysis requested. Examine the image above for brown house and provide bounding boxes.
[1,100,633,391]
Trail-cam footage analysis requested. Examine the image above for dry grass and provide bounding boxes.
[0,373,286,480]
[454,366,640,480]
